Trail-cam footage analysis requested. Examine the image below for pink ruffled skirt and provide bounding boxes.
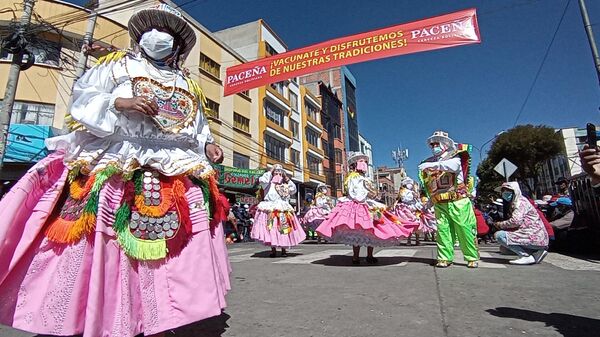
[0,153,230,337]
[317,200,418,247]
[251,209,306,248]
[301,206,328,231]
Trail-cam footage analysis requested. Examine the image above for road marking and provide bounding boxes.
[543,253,600,271]
[227,247,255,254]
[374,249,418,266]
[273,249,351,264]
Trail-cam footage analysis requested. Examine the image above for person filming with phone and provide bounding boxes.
[579,123,600,188]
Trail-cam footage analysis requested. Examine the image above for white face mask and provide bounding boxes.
[139,29,174,61]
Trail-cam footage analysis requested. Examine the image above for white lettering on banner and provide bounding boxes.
[227,66,267,85]
[410,19,473,39]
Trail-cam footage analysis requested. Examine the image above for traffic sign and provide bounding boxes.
[494,158,517,181]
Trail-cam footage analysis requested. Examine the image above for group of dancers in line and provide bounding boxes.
[251,130,483,268]
[0,4,484,336]
[249,151,441,264]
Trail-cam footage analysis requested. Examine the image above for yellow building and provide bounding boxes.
[99,0,258,171]
[0,0,258,179]
[215,20,327,203]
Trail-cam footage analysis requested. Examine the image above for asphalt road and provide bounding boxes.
[2,241,600,337]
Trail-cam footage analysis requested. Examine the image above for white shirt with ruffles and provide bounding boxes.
[46,52,214,177]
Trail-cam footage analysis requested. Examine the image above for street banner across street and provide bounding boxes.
[224,8,481,96]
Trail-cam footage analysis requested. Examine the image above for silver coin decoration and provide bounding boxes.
[143,177,152,184]
[170,222,179,230]
[144,171,152,177]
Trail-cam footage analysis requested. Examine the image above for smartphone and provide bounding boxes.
[587,123,597,149]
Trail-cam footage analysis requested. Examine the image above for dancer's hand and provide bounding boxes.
[206,143,224,163]
[114,97,158,116]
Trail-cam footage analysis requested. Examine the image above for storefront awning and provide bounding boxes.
[4,124,55,163]
[214,164,266,190]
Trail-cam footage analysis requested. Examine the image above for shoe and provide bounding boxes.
[467,261,479,268]
[532,250,548,264]
[509,255,536,265]
[435,260,452,268]
[269,252,276,258]
[352,258,360,265]
[366,256,378,264]
[281,252,288,257]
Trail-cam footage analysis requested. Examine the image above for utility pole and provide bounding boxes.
[75,0,99,78]
[578,0,600,86]
[0,0,36,177]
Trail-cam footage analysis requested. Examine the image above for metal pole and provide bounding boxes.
[0,0,36,177]
[74,8,98,78]
[578,0,600,86]
[503,161,509,182]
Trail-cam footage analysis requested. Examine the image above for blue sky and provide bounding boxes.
[73,0,600,178]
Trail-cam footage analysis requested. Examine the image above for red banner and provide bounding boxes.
[224,8,480,96]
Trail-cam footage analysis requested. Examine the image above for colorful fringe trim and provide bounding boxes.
[267,209,296,235]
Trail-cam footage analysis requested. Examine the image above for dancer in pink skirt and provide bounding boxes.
[317,152,419,264]
[251,164,306,257]
[391,177,424,245]
[0,4,230,337]
[301,183,335,242]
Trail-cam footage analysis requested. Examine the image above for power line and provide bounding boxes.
[513,0,571,126]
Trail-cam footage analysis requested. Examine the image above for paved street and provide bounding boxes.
[2,241,600,337]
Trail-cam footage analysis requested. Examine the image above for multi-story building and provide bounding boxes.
[215,19,327,205]
[377,175,396,207]
[377,165,408,195]
[359,133,375,183]
[533,126,598,195]
[300,66,360,153]
[0,0,129,179]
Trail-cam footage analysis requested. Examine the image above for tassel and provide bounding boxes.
[112,203,131,233]
[172,178,192,234]
[45,217,77,243]
[117,229,167,261]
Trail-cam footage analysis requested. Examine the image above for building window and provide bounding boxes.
[265,101,285,127]
[265,134,286,161]
[305,99,319,121]
[1,101,55,125]
[336,174,344,190]
[290,120,299,140]
[333,125,342,140]
[265,42,278,56]
[291,149,300,167]
[306,127,320,147]
[233,152,250,169]
[1,39,61,67]
[322,140,329,158]
[233,112,250,133]
[307,154,320,175]
[335,149,343,164]
[204,99,219,119]
[270,81,286,96]
[289,92,298,113]
[200,53,220,79]
[239,90,250,96]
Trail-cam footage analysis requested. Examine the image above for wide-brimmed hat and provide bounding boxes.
[271,164,283,171]
[347,151,369,165]
[426,130,456,151]
[317,183,328,192]
[128,3,196,58]
[401,177,414,186]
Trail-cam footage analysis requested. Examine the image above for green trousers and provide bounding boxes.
[434,198,479,262]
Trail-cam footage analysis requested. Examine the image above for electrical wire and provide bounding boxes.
[512,0,571,126]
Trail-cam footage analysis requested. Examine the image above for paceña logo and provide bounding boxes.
[227,66,267,85]
[410,19,473,40]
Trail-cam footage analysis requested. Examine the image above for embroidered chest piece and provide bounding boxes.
[131,77,198,133]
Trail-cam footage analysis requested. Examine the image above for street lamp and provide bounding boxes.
[479,130,506,161]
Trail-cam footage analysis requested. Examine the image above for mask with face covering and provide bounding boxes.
[356,160,368,172]
[432,145,444,156]
[139,29,174,61]
[271,173,283,184]
[502,191,514,202]
[406,183,414,190]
